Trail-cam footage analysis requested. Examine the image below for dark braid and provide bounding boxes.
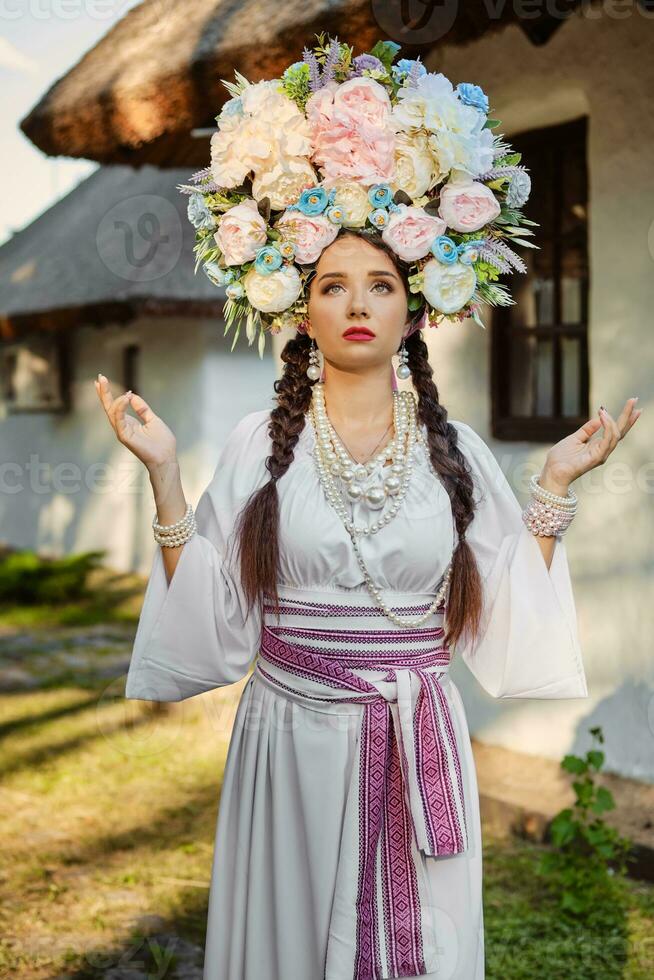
[234,332,313,624]
[404,330,483,649]
[235,227,484,650]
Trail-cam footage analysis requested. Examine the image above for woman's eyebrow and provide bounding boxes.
[317,270,399,283]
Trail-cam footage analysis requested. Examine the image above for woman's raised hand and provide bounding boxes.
[94,374,177,472]
[541,397,643,492]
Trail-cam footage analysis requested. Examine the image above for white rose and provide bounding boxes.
[391,132,435,199]
[252,159,318,211]
[422,258,476,314]
[323,179,373,228]
[213,200,268,266]
[243,264,302,313]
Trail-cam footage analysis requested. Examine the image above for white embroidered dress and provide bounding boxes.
[125,409,588,980]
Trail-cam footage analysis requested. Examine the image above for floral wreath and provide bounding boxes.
[178,33,536,358]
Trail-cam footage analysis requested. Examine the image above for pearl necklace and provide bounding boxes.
[308,382,452,628]
[310,382,422,531]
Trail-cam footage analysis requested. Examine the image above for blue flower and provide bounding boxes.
[219,97,243,120]
[203,260,227,286]
[431,236,459,264]
[254,246,283,275]
[456,83,489,115]
[296,186,329,216]
[226,281,244,299]
[326,205,345,225]
[391,59,427,82]
[368,184,394,209]
[278,240,297,260]
[369,208,390,229]
[188,193,216,231]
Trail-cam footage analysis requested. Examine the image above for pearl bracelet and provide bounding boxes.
[529,473,577,510]
[152,502,197,547]
[522,472,578,537]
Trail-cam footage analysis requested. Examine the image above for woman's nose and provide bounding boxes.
[347,294,370,317]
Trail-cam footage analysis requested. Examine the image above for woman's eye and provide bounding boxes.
[323,281,392,294]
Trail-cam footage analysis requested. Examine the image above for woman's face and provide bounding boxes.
[306,234,411,374]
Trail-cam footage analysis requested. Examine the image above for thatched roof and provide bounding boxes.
[0,164,225,341]
[19,0,584,166]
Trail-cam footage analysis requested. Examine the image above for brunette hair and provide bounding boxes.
[233,228,483,650]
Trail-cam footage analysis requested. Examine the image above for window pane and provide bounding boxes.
[509,335,553,417]
[562,337,581,416]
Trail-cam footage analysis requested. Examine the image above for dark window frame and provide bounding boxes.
[491,116,590,442]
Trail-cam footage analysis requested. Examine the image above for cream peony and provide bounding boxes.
[211,80,313,192]
[381,204,446,262]
[243,264,302,313]
[393,72,495,178]
[276,211,339,264]
[438,173,501,232]
[322,179,373,228]
[422,258,476,314]
[252,159,318,211]
[214,200,268,266]
[390,132,435,199]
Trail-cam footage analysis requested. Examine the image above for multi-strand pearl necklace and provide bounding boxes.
[308,381,452,628]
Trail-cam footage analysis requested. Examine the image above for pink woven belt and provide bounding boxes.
[255,591,470,980]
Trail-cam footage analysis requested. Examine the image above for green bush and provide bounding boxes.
[0,549,107,604]
[537,725,635,920]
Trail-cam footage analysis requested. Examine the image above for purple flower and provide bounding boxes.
[350,54,384,77]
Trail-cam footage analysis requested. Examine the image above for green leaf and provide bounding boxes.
[369,40,401,71]
[587,750,605,770]
[471,308,486,330]
[591,786,616,814]
[562,755,587,774]
[550,809,576,846]
[511,237,540,249]
[483,118,502,129]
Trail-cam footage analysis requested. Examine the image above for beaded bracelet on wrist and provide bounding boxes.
[153,502,197,547]
[522,472,578,537]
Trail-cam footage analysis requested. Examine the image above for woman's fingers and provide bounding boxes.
[112,391,134,440]
[129,391,155,424]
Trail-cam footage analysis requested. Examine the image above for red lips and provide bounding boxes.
[343,326,376,339]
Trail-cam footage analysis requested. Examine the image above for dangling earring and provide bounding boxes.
[395,337,411,380]
[307,338,322,381]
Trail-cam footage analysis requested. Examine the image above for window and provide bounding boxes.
[491,116,589,441]
[0,334,71,414]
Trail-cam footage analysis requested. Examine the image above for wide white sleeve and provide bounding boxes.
[124,409,272,702]
[450,420,588,700]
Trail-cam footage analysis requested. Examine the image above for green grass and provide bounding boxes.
[0,671,652,978]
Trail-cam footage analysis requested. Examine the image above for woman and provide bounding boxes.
[95,227,640,980]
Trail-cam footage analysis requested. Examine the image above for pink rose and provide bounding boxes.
[214,199,268,265]
[307,78,396,186]
[381,205,446,262]
[438,177,501,232]
[276,210,339,264]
